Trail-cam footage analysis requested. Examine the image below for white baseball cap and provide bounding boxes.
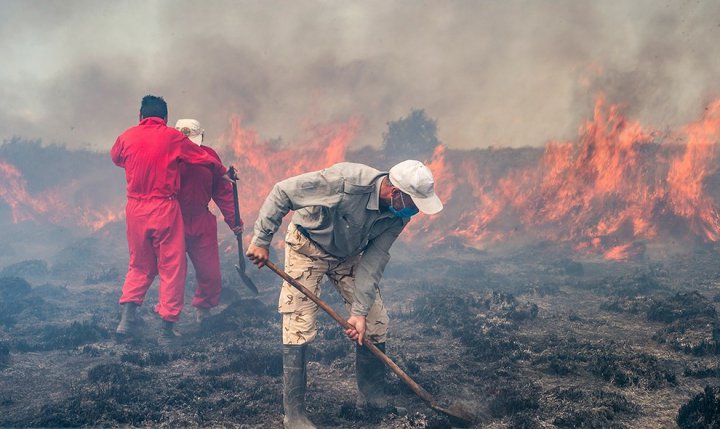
[388,160,443,215]
[175,119,204,145]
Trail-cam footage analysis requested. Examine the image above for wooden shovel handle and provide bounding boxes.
[264,260,435,405]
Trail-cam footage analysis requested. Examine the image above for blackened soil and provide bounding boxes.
[0,244,720,428]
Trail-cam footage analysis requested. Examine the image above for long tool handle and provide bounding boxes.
[231,180,246,271]
[229,166,245,271]
[265,260,436,405]
[232,184,242,232]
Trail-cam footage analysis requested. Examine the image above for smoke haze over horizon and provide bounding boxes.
[2,0,720,152]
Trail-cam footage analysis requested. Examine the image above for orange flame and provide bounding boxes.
[667,99,720,240]
[0,159,124,231]
[3,96,720,261]
[0,160,50,223]
[215,115,359,245]
[405,96,720,259]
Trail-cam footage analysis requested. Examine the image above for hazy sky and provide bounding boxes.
[2,0,720,151]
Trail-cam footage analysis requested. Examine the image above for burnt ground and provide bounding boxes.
[1,239,720,428]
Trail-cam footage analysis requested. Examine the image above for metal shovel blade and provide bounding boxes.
[235,264,259,295]
[431,402,475,427]
[235,234,258,295]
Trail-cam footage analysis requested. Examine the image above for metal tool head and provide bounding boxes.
[235,265,259,295]
[227,165,239,181]
[431,402,475,427]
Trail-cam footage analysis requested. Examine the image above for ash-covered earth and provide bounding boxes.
[1,230,720,429]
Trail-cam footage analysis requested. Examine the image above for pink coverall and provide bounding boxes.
[178,145,239,309]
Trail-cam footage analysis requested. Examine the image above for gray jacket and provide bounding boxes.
[252,162,408,315]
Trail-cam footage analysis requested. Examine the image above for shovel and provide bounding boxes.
[264,260,475,427]
[227,166,258,295]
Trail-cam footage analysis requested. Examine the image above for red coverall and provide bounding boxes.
[178,145,238,310]
[111,117,226,322]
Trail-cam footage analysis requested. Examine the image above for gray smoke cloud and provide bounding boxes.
[1,0,720,151]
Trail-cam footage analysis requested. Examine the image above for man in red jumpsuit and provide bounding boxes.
[174,118,242,325]
[111,95,228,342]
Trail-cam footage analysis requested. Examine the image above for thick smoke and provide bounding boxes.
[1,0,720,150]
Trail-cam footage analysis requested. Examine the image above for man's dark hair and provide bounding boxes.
[139,95,168,119]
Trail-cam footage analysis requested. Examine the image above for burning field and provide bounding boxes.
[1,98,720,428]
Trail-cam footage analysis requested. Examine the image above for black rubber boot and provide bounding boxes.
[282,344,316,429]
[115,302,138,336]
[195,307,211,324]
[356,342,388,409]
[196,307,211,333]
[159,320,181,347]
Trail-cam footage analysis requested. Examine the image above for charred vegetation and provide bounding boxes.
[2,227,720,428]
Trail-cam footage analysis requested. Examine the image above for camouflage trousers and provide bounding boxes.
[279,224,389,345]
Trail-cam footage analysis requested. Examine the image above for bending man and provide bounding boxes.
[246,160,443,429]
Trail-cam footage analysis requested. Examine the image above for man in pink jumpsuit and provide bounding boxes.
[111,96,227,341]
[174,119,242,325]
